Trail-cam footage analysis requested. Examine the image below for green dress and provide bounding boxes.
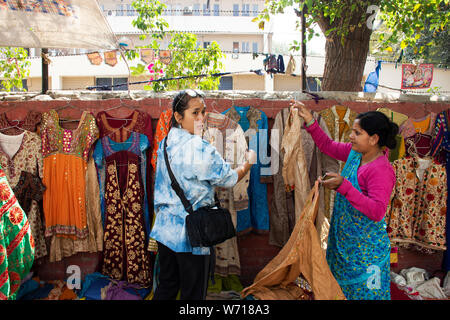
[0,168,35,300]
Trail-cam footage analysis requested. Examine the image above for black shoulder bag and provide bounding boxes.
[163,137,236,248]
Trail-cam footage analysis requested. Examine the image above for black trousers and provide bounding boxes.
[153,241,210,300]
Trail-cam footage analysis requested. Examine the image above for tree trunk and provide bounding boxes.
[321,27,372,91]
[316,4,376,92]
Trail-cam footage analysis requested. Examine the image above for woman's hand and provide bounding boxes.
[245,149,257,164]
[318,172,344,190]
[289,100,313,124]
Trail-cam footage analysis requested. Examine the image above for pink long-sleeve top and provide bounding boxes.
[305,120,395,222]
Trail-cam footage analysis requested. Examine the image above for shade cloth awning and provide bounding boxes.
[0,0,118,50]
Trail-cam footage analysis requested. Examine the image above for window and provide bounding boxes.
[203,41,211,49]
[193,4,200,15]
[252,42,258,53]
[1,79,28,92]
[219,76,233,90]
[203,4,210,16]
[242,42,250,53]
[183,6,193,15]
[175,4,182,16]
[165,5,172,15]
[115,4,124,16]
[96,78,128,91]
[242,4,250,16]
[233,4,239,16]
[252,4,258,16]
[232,42,239,59]
[213,4,219,16]
[126,4,136,16]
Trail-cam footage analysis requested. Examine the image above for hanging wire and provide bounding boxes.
[85,69,264,91]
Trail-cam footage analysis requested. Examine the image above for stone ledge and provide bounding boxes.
[0,90,448,103]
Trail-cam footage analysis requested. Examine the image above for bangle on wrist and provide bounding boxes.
[305,118,315,127]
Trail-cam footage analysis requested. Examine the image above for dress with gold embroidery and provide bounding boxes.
[93,131,152,287]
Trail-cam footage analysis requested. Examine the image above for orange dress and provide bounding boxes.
[40,110,99,240]
[150,109,173,170]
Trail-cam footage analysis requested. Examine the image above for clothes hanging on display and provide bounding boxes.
[202,112,250,277]
[151,109,173,171]
[241,182,346,300]
[93,132,152,287]
[404,133,433,159]
[319,105,358,218]
[0,131,47,259]
[386,156,447,252]
[431,109,450,271]
[95,110,153,243]
[0,169,35,300]
[399,112,437,139]
[269,108,338,248]
[223,106,270,235]
[376,108,408,162]
[41,110,100,262]
[47,151,103,262]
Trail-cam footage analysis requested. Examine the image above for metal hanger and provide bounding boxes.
[55,100,86,122]
[0,119,24,133]
[103,96,138,114]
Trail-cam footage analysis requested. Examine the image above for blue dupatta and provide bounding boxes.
[326,150,391,300]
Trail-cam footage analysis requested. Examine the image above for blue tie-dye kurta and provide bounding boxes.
[150,127,238,255]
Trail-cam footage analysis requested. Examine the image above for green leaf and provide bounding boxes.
[400,40,408,49]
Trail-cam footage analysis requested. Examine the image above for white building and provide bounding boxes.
[7,0,450,94]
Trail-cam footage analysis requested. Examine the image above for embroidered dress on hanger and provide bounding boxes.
[41,110,99,260]
[386,156,447,252]
[93,132,152,287]
[96,110,153,243]
[430,109,450,270]
[202,112,249,277]
[0,131,46,259]
[0,168,34,300]
[400,112,437,139]
[223,106,270,234]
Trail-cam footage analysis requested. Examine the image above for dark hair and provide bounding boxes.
[356,111,399,149]
[171,89,205,127]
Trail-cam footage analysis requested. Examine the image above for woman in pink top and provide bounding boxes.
[291,102,398,300]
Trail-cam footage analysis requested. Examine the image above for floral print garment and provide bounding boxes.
[0,131,47,259]
[386,156,447,251]
[0,169,35,300]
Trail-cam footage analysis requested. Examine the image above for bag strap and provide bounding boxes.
[163,136,222,214]
[163,137,194,215]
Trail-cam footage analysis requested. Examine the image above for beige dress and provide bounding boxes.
[203,112,250,276]
[241,182,346,300]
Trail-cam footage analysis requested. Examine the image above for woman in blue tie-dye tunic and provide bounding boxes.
[151,90,255,300]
